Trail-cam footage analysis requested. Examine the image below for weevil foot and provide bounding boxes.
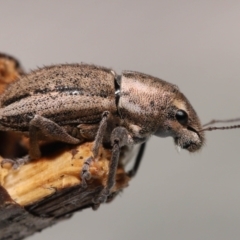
[80,156,93,188]
[1,155,30,169]
[92,202,101,210]
[93,188,110,206]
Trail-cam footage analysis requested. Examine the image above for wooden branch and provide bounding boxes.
[0,142,132,239]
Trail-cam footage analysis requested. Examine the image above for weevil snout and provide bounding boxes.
[154,93,205,152]
[173,105,205,152]
[174,127,203,152]
[157,120,204,152]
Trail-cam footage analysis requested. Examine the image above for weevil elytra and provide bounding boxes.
[0,63,206,205]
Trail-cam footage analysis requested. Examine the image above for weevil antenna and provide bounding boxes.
[201,124,240,132]
[201,117,240,132]
[202,118,240,127]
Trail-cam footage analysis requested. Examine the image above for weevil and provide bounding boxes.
[0,63,221,205]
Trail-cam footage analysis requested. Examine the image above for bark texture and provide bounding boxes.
[0,142,131,240]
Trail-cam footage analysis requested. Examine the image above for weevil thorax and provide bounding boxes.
[118,71,204,152]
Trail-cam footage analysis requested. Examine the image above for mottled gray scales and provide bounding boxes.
[0,64,115,107]
[0,64,116,132]
[0,63,204,153]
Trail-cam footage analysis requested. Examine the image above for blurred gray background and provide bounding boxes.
[1,1,240,240]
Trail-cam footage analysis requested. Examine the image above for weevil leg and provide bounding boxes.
[80,111,110,188]
[93,126,129,206]
[29,115,80,159]
[127,142,146,178]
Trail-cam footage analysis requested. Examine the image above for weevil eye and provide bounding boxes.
[176,110,188,125]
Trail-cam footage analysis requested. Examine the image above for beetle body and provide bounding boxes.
[0,64,204,150]
[0,63,204,205]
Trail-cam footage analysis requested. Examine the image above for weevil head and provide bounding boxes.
[154,90,205,152]
[119,71,204,151]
